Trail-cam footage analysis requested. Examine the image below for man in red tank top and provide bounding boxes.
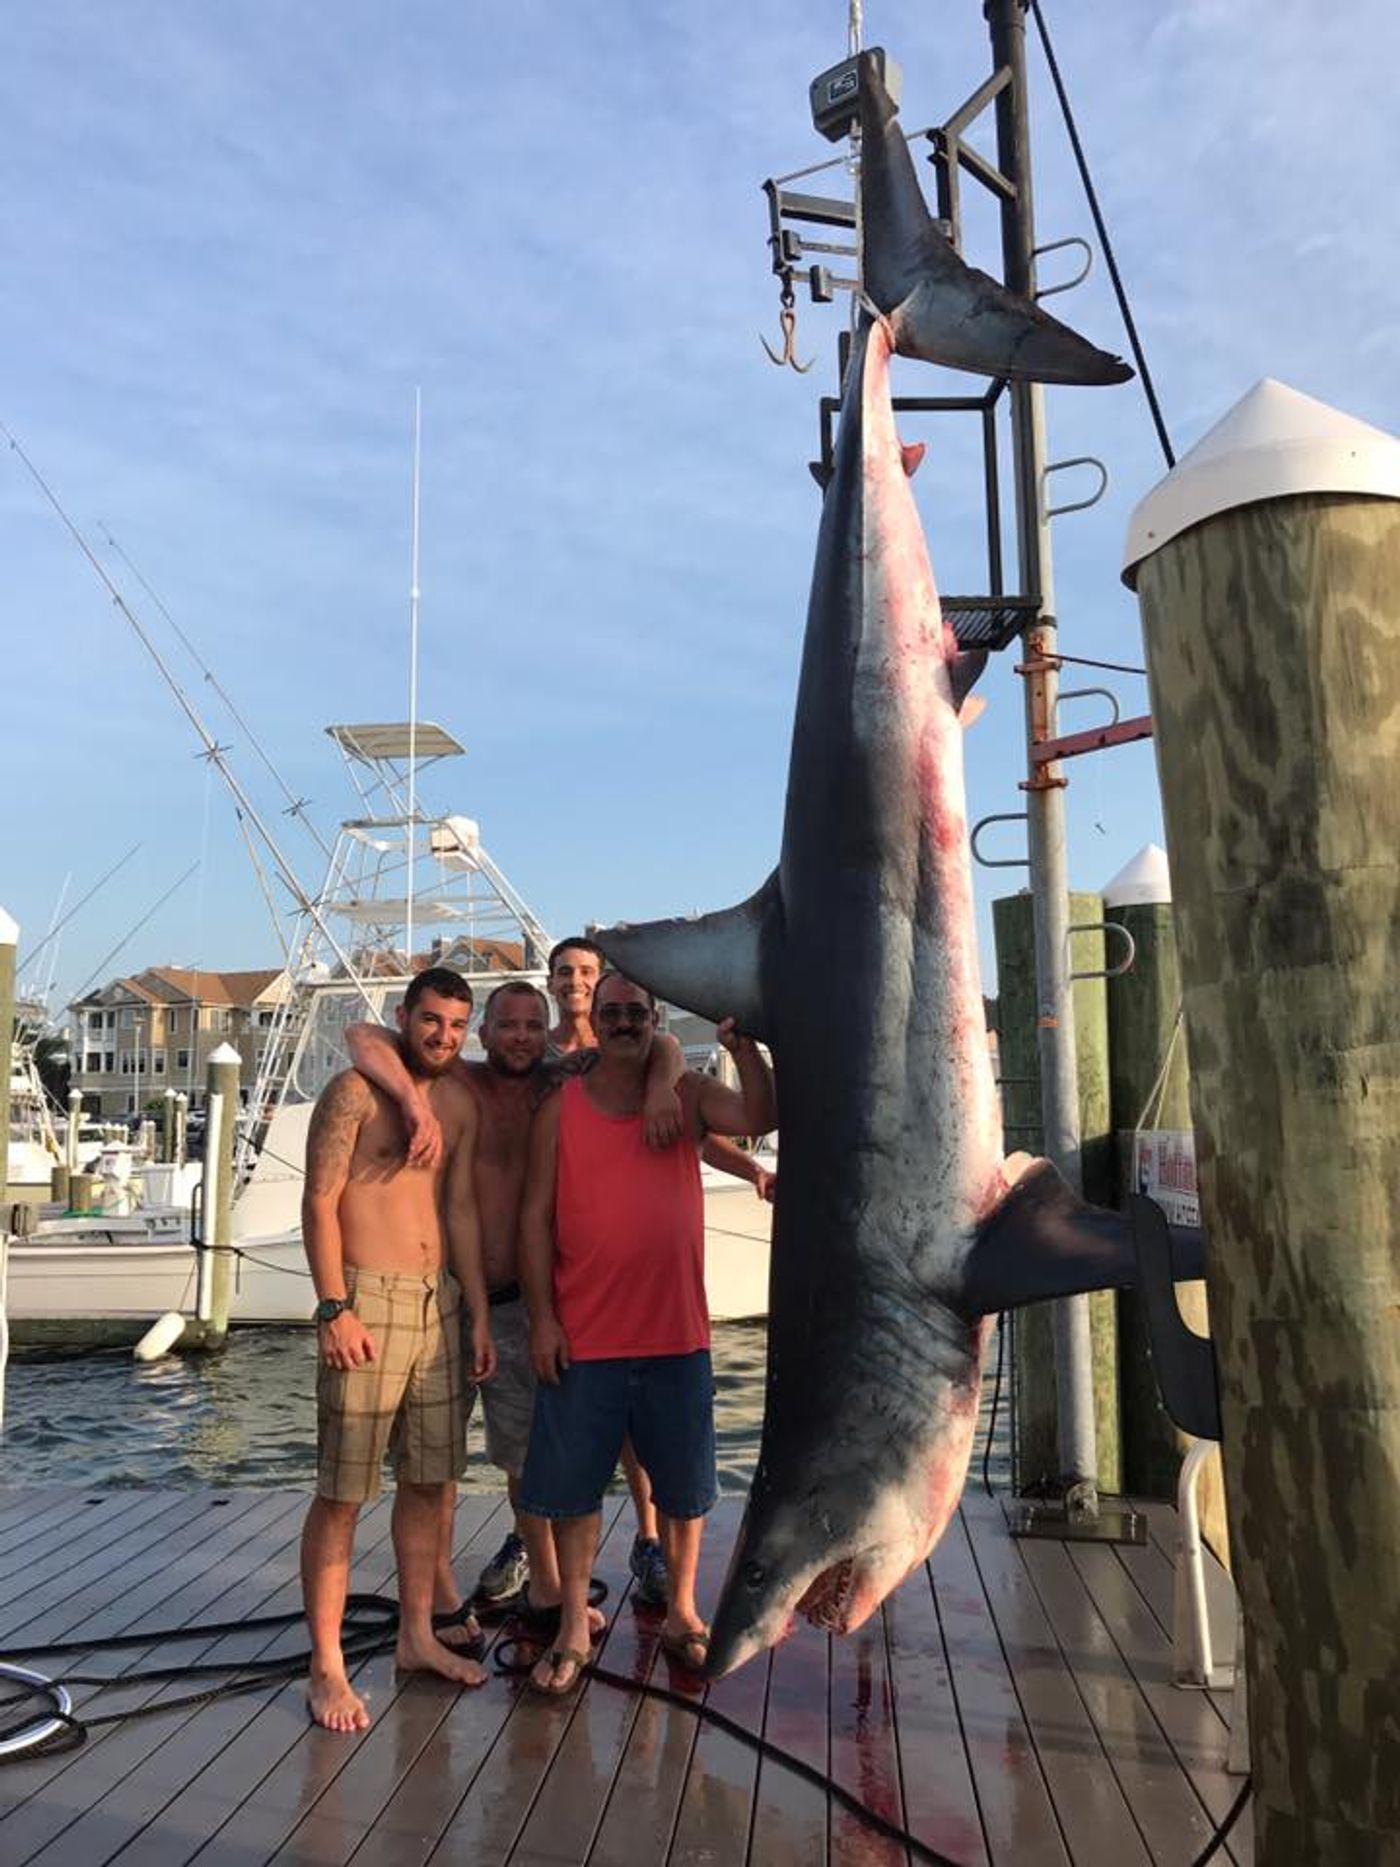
[518,972,776,1694]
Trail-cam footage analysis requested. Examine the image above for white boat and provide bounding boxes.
[4,721,773,1345]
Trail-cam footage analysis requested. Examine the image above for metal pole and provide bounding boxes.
[984,0,1098,1502]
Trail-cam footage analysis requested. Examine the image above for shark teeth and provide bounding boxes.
[797,1556,855,1631]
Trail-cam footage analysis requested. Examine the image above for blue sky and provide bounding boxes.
[3,1,1398,1019]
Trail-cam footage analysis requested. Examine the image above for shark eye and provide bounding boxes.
[742,1560,766,1589]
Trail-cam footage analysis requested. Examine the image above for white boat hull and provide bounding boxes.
[3,1176,773,1344]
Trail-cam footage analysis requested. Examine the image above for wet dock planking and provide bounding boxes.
[0,1488,1247,1864]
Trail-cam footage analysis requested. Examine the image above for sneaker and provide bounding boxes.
[474,1530,529,1603]
[629,1534,668,1606]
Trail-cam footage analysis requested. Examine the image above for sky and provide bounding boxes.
[3,0,1397,1023]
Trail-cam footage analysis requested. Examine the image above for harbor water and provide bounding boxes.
[0,1321,1013,1493]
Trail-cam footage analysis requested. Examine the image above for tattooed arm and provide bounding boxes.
[302,1069,376,1369]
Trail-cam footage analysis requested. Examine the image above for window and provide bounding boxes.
[257,1008,277,1028]
[106,1051,116,1074]
[176,1049,191,1071]
[153,1051,166,1076]
[120,1008,135,1029]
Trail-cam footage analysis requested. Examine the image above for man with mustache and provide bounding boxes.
[518,971,775,1694]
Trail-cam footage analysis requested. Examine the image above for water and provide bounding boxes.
[0,1322,1011,1493]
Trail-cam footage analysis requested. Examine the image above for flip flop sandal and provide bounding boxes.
[431,1602,486,1661]
[659,1626,710,1673]
[526,1645,591,1697]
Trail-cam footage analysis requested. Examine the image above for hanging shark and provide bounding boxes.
[595,61,1168,1678]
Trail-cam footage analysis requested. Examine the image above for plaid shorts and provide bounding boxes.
[315,1268,470,1503]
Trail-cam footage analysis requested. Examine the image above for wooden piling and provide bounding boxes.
[190,1044,240,1346]
[1126,380,1400,1861]
[0,910,15,1209]
[994,889,1120,1493]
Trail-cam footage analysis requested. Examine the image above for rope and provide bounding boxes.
[1028,0,1177,470]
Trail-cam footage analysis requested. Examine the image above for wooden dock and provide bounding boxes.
[0,1484,1249,1864]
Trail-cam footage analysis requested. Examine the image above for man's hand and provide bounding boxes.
[530,1314,571,1385]
[753,1165,776,1203]
[320,1310,376,1370]
[402,1087,443,1169]
[716,1016,756,1061]
[470,1317,497,1384]
[642,1080,684,1150]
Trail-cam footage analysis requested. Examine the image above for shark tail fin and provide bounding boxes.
[854,50,1133,388]
[595,872,779,1042]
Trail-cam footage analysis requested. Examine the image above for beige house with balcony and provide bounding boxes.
[69,966,289,1117]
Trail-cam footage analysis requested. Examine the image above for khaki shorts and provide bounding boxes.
[477,1295,536,1478]
[316,1268,471,1503]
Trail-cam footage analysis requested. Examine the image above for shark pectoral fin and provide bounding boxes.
[960,1160,1208,1316]
[595,872,778,1040]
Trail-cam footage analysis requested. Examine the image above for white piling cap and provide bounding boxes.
[1123,378,1400,588]
[208,1042,242,1064]
[0,907,18,946]
[1103,842,1171,907]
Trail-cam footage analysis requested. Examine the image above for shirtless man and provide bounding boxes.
[299,967,495,1732]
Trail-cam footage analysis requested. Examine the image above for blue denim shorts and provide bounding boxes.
[518,1350,717,1521]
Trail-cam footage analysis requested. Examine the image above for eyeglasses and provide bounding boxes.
[596,1004,651,1027]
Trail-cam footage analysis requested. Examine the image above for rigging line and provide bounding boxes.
[233,807,293,964]
[18,844,143,973]
[1028,0,1177,470]
[72,864,202,1001]
[98,523,333,861]
[0,420,376,1013]
[1048,649,1147,677]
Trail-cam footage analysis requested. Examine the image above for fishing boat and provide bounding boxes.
[3,721,773,1346]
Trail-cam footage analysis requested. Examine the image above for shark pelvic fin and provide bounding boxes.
[959,1160,1206,1318]
[595,872,779,1041]
[950,647,989,713]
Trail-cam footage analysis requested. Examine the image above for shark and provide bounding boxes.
[596,56,1181,1679]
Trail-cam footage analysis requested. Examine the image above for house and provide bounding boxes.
[69,966,289,1116]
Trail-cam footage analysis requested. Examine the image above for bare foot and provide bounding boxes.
[395,1629,488,1688]
[430,1601,484,1651]
[307,1666,370,1732]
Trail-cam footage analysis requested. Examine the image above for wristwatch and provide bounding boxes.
[315,1296,351,1326]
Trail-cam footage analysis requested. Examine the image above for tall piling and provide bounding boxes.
[994,889,1120,1492]
[196,1044,241,1345]
[1124,378,1400,1861]
[0,910,15,1207]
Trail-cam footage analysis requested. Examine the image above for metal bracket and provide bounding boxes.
[970,811,1030,869]
[1033,235,1093,299]
[1068,918,1136,982]
[1044,455,1108,519]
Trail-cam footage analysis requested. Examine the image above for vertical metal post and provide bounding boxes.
[985,0,1098,1502]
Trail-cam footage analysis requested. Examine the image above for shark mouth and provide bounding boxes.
[797,1557,857,1631]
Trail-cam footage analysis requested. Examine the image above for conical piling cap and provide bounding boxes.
[1122,378,1400,588]
[1103,842,1171,907]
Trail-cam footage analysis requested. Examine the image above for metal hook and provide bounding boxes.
[760,302,814,373]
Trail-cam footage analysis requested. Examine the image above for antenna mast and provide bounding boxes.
[405,388,422,976]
